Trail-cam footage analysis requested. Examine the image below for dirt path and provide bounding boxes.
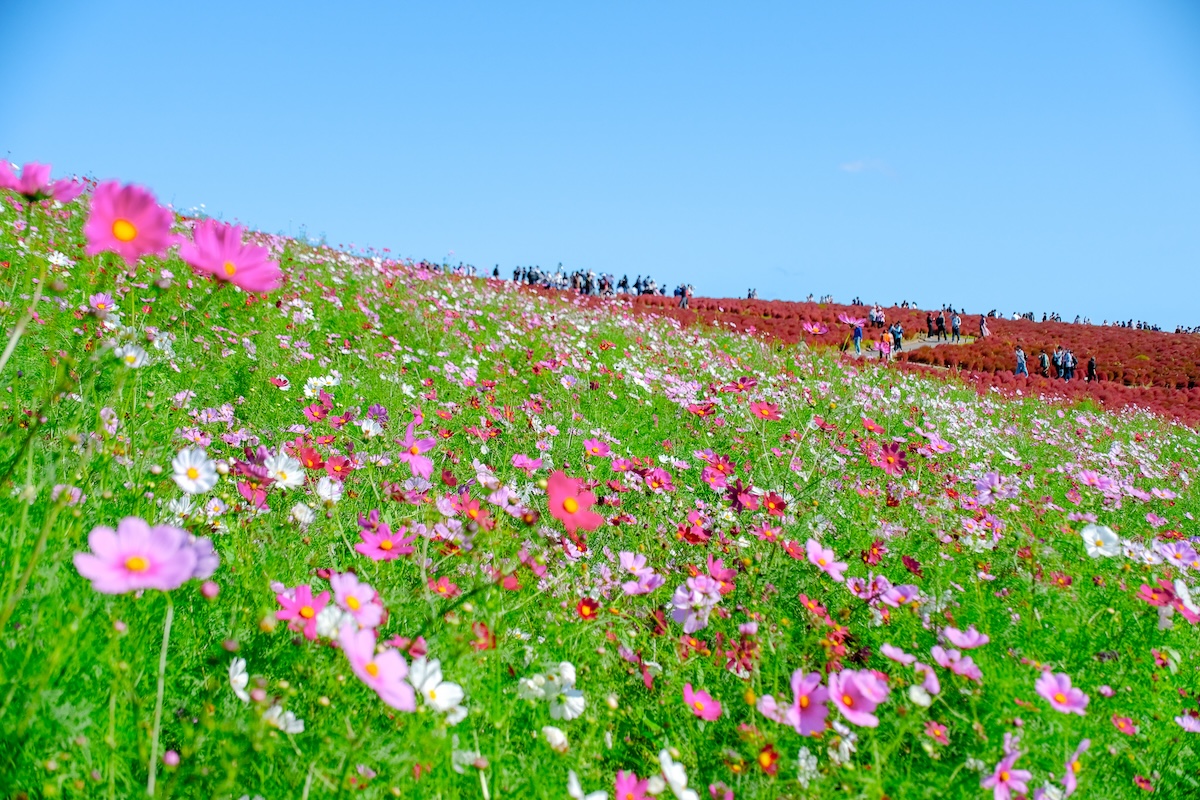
[847,331,977,360]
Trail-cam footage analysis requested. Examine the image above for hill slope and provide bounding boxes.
[1,170,1198,799]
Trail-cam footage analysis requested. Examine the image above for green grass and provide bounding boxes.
[0,190,1197,799]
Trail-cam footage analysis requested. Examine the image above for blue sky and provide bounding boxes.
[4,1,1200,326]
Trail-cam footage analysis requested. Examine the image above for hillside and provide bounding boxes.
[1,165,1198,799]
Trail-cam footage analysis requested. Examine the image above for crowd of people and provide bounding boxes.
[504,265,679,297]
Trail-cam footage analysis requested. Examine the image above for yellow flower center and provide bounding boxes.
[223,261,236,276]
[1071,760,1081,774]
[693,701,704,711]
[563,497,579,513]
[842,694,853,707]
[818,557,827,566]
[186,467,199,480]
[758,752,772,767]
[380,539,394,551]
[410,445,420,455]
[97,302,107,310]
[366,661,379,677]
[1054,692,1067,704]
[111,218,137,242]
[799,695,809,708]
[1000,771,1010,782]
[299,605,315,619]
[125,555,149,572]
[347,596,361,610]
[429,689,437,700]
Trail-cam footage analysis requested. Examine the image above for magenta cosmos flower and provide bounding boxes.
[355,523,415,561]
[943,625,990,649]
[582,438,611,458]
[275,584,329,640]
[339,624,416,711]
[683,683,722,721]
[828,669,889,727]
[1036,671,1089,716]
[396,422,436,479]
[74,517,201,594]
[179,218,282,293]
[805,537,848,582]
[83,181,175,266]
[784,670,830,735]
[0,161,84,202]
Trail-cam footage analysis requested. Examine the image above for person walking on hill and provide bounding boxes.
[853,322,864,355]
[926,313,934,339]
[891,321,904,352]
[979,315,990,338]
[1038,349,1050,377]
[936,311,947,341]
[1014,346,1028,376]
[951,313,961,343]
[1087,355,1097,382]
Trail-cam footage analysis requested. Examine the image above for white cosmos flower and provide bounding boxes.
[517,673,547,700]
[567,769,607,800]
[171,447,218,494]
[165,496,195,522]
[659,750,700,800]
[358,418,383,438]
[908,684,932,707]
[114,344,149,368]
[1080,524,1120,558]
[316,476,343,504]
[265,453,305,490]
[315,604,354,638]
[262,705,304,734]
[291,503,316,527]
[409,657,466,719]
[1174,579,1200,615]
[204,496,228,518]
[229,657,249,703]
[542,725,568,753]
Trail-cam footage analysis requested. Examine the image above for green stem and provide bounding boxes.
[147,593,175,797]
[0,204,48,380]
[0,498,66,635]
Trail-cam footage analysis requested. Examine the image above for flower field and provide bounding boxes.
[628,296,1200,426]
[1,163,1199,799]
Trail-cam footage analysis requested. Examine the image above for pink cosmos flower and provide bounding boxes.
[546,470,604,535]
[73,517,200,594]
[784,670,830,735]
[881,643,916,665]
[805,538,848,582]
[330,571,383,628]
[397,422,436,479]
[355,523,415,561]
[684,683,722,721]
[981,751,1031,800]
[1111,714,1138,736]
[914,662,941,695]
[944,625,990,649]
[1063,738,1090,796]
[275,584,329,640]
[1036,671,1088,716]
[511,453,542,474]
[83,181,175,266]
[828,669,889,727]
[582,438,611,457]
[179,219,282,292]
[931,646,983,683]
[0,161,84,202]
[338,624,415,711]
[89,292,115,313]
[924,720,949,745]
[1175,711,1200,732]
[614,770,650,800]
[749,401,781,421]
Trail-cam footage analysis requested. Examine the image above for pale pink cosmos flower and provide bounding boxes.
[83,181,175,266]
[1062,738,1090,796]
[179,218,281,292]
[931,646,983,683]
[275,584,329,640]
[784,670,830,736]
[805,537,848,582]
[511,453,542,474]
[881,643,916,665]
[683,683,722,721]
[330,571,383,628]
[943,625,990,649]
[338,624,415,711]
[1036,671,1088,716]
[828,669,889,727]
[73,517,199,594]
[981,751,1031,800]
